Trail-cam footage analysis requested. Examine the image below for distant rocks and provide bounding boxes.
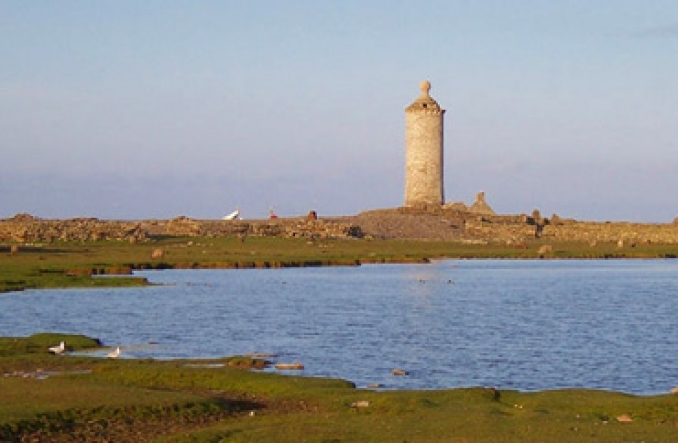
[0,213,363,244]
[274,362,305,370]
[4,205,678,246]
[0,214,147,243]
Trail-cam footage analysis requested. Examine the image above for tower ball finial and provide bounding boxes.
[420,80,431,96]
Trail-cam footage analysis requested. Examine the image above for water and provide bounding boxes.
[1,259,678,395]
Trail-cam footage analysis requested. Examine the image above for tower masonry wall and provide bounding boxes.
[404,81,445,208]
[405,111,444,206]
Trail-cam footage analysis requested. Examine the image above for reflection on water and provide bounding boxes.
[2,259,678,394]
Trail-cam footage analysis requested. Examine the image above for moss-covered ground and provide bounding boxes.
[2,333,678,442]
[3,238,678,440]
[3,236,678,293]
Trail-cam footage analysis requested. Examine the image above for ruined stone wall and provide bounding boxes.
[139,217,362,239]
[0,214,148,243]
[462,215,678,244]
[2,212,677,245]
[0,214,363,243]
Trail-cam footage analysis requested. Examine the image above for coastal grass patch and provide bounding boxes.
[0,377,220,431]
[0,332,99,358]
[8,235,678,286]
[3,334,678,442]
[4,236,678,293]
[153,387,678,442]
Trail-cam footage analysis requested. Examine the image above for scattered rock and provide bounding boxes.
[392,368,409,376]
[3,208,678,244]
[350,400,370,408]
[275,362,304,370]
[616,414,633,423]
[151,248,165,260]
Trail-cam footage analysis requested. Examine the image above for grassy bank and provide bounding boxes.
[3,236,678,293]
[2,333,678,442]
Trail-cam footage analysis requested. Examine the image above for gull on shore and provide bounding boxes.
[106,346,121,358]
[48,341,65,355]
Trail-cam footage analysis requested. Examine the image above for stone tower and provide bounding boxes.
[404,80,446,208]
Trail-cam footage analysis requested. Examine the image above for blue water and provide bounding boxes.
[2,259,678,395]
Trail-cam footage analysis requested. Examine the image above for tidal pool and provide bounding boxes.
[2,259,678,394]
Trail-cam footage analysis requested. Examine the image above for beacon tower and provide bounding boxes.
[404,80,446,207]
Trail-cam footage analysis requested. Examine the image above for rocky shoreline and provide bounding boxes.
[2,208,678,246]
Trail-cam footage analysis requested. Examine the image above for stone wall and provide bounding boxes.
[356,207,678,244]
[0,214,148,243]
[2,211,677,245]
[462,214,678,244]
[0,214,363,243]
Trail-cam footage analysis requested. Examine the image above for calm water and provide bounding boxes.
[2,259,678,395]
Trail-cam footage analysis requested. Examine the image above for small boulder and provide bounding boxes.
[350,400,370,408]
[616,414,633,423]
[151,248,165,259]
[275,362,304,370]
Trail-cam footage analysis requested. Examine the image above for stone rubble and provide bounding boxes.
[2,209,678,245]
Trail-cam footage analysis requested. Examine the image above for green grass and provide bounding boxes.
[2,334,678,442]
[3,236,678,293]
[3,238,678,440]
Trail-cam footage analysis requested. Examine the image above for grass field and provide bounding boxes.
[3,235,678,293]
[2,333,678,442]
[3,237,678,441]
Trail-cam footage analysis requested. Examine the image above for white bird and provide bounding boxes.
[48,341,65,355]
[222,208,241,220]
[106,346,121,358]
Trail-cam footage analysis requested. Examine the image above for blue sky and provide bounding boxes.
[1,1,677,221]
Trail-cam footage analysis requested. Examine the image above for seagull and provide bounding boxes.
[48,341,65,355]
[106,346,121,359]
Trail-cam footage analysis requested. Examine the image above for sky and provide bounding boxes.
[1,1,677,222]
